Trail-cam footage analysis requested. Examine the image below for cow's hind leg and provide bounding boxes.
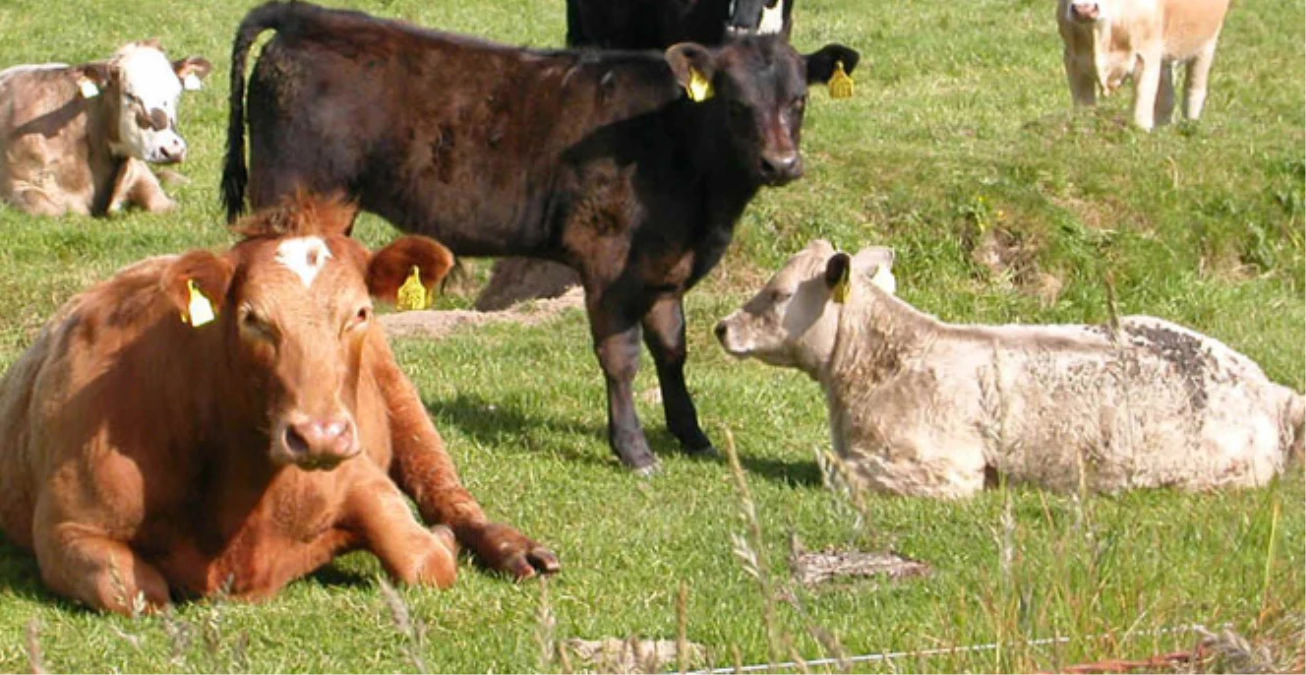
[1183,40,1219,120]
[642,295,714,456]
[33,521,169,615]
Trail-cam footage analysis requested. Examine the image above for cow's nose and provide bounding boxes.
[759,151,803,184]
[159,139,186,164]
[284,417,358,469]
[1070,2,1099,20]
[713,321,728,343]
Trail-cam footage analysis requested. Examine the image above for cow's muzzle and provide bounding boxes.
[274,415,361,470]
[759,151,803,186]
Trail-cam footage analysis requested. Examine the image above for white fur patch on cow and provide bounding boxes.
[870,266,896,294]
[275,237,333,288]
[759,1,785,34]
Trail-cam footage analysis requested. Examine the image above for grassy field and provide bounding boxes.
[0,0,1302,672]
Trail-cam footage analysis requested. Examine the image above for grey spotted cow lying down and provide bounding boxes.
[715,240,1304,498]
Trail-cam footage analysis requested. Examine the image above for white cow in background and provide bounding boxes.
[0,41,210,216]
[1056,0,1231,130]
[715,240,1303,498]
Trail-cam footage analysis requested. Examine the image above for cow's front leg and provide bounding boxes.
[106,158,175,214]
[642,295,714,456]
[346,467,458,588]
[1131,46,1164,130]
[590,301,658,473]
[369,336,559,579]
[1183,40,1219,120]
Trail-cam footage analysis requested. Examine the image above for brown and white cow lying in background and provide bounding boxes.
[1056,0,1231,130]
[0,195,557,614]
[716,240,1304,498]
[0,40,210,216]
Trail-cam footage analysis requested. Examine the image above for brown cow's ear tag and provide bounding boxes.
[828,61,854,100]
[686,67,714,103]
[831,264,851,304]
[182,279,216,327]
[77,78,100,99]
[395,265,431,312]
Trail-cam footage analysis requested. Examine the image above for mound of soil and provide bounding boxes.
[379,287,584,340]
[474,257,581,312]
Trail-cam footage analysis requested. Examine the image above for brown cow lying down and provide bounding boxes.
[1057,0,1231,130]
[0,195,557,614]
[716,240,1305,498]
[0,41,211,216]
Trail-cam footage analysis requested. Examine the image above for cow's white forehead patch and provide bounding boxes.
[759,1,785,34]
[275,237,333,288]
[114,45,182,111]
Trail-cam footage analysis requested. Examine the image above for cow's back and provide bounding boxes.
[1161,0,1230,58]
[982,316,1288,491]
[0,64,97,215]
[0,257,185,549]
[242,9,680,257]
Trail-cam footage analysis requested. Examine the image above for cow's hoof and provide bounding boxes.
[684,444,719,459]
[632,460,662,478]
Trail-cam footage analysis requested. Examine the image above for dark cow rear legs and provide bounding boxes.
[642,296,714,456]
[594,323,659,474]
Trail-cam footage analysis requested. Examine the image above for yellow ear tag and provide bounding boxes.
[395,265,431,312]
[832,266,851,304]
[183,279,216,327]
[686,67,714,103]
[77,78,100,99]
[828,60,854,100]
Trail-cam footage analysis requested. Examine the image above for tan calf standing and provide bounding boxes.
[0,195,558,614]
[1057,0,1231,130]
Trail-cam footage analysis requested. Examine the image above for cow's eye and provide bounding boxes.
[728,100,751,123]
[240,307,277,342]
[769,289,793,303]
[790,97,806,113]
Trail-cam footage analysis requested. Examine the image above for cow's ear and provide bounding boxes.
[804,44,860,84]
[161,250,235,328]
[854,246,896,294]
[665,43,717,102]
[173,56,212,91]
[824,252,852,300]
[366,236,455,303]
[70,62,111,99]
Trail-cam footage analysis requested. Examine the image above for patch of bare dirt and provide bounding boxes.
[561,638,706,674]
[967,227,1064,307]
[379,287,584,340]
[791,545,932,587]
[475,257,581,312]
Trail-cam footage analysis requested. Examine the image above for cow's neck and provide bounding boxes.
[80,91,131,213]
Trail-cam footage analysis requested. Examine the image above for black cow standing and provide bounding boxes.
[223,1,858,474]
[566,0,795,50]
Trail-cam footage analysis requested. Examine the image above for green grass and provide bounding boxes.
[0,0,1302,672]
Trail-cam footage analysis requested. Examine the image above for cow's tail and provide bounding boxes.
[222,1,299,223]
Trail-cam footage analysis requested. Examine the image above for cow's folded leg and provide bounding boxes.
[33,522,170,615]
[347,471,458,588]
[107,158,176,214]
[370,336,560,578]
[642,295,714,456]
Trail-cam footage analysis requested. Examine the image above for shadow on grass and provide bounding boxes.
[738,454,823,488]
[425,392,614,468]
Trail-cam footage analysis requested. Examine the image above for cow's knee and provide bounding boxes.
[35,525,170,614]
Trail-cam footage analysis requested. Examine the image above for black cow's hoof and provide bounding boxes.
[685,444,720,459]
